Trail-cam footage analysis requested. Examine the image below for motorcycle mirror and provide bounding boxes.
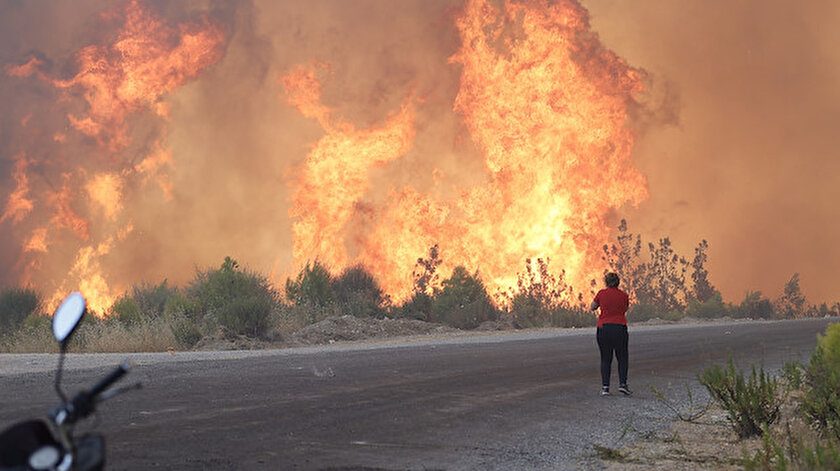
[52,292,86,346]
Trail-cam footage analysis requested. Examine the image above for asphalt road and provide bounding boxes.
[0,318,834,470]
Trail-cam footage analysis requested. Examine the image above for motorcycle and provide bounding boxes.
[0,292,141,470]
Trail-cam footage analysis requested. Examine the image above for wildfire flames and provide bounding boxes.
[2,0,647,313]
[282,0,647,302]
[3,0,226,312]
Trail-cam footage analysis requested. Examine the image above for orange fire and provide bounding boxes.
[3,0,226,314]
[0,154,34,225]
[283,0,648,304]
[282,63,417,271]
[3,0,648,314]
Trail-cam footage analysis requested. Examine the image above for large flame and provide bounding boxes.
[3,0,226,313]
[284,0,647,303]
[3,0,648,314]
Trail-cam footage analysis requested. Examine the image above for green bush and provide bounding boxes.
[161,292,202,348]
[742,425,840,470]
[628,302,659,323]
[803,323,840,440]
[131,280,177,319]
[163,291,200,320]
[551,307,596,328]
[699,357,781,438]
[737,291,776,319]
[332,265,385,318]
[431,266,497,329]
[216,295,273,338]
[782,359,803,390]
[0,287,41,337]
[285,260,334,307]
[399,291,433,321]
[685,292,730,319]
[110,295,142,325]
[168,312,202,349]
[511,292,550,328]
[187,257,279,338]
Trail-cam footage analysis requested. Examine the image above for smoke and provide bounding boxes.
[1,0,837,309]
[585,0,840,304]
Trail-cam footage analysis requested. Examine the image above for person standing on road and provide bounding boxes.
[590,272,631,396]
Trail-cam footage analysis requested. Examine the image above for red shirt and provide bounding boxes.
[593,287,629,327]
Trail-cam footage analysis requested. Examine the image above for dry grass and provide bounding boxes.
[0,328,58,353]
[73,317,177,353]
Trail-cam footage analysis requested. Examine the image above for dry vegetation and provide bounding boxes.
[1,222,837,356]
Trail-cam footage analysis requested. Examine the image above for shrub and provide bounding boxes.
[216,295,273,338]
[188,257,279,338]
[110,294,142,325]
[431,266,497,329]
[276,301,339,333]
[399,291,433,321]
[168,312,202,349]
[627,302,659,323]
[332,265,385,318]
[551,307,596,328]
[131,280,177,319]
[511,292,550,328]
[685,292,729,319]
[699,357,781,438]
[742,424,840,470]
[737,291,776,319]
[163,291,200,320]
[782,359,803,390]
[285,260,334,307]
[0,287,41,337]
[803,323,840,440]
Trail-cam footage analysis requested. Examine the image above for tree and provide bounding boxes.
[602,219,646,302]
[644,237,689,313]
[402,245,443,321]
[691,240,717,303]
[412,244,442,296]
[776,273,807,319]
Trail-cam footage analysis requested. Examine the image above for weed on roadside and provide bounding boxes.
[649,383,711,422]
[592,444,627,462]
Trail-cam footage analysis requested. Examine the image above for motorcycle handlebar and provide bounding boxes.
[57,360,132,425]
[88,360,133,398]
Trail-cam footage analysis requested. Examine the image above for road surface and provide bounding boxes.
[0,318,834,470]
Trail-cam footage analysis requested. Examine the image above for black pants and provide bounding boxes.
[596,323,628,387]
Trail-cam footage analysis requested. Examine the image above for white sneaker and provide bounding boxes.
[618,385,632,396]
[600,387,610,396]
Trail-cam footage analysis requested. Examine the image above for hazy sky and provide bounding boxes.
[583,0,840,304]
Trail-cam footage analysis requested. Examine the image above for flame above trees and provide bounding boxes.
[283,0,648,304]
[3,0,649,314]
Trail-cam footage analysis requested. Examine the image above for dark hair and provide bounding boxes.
[605,272,620,288]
